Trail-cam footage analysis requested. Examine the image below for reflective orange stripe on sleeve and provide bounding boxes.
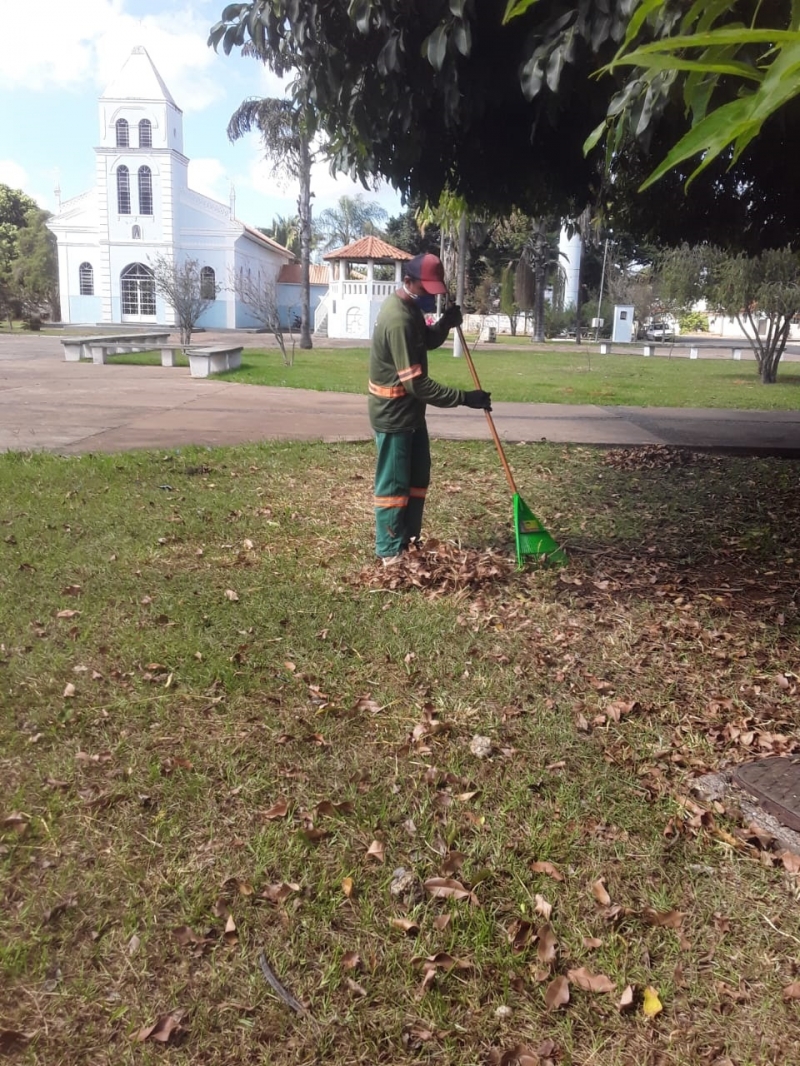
[409,487,427,498]
[369,380,406,398]
[397,364,422,383]
[374,495,409,508]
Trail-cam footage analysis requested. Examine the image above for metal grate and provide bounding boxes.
[117,166,131,215]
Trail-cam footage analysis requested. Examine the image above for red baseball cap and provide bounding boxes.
[405,253,448,295]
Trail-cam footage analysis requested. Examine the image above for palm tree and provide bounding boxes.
[227,97,315,349]
[316,194,387,251]
[516,219,563,343]
[259,214,301,258]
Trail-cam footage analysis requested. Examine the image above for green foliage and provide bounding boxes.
[678,310,709,332]
[659,244,800,382]
[592,1,800,190]
[0,188,58,326]
[316,194,387,251]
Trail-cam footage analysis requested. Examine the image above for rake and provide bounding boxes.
[456,324,566,567]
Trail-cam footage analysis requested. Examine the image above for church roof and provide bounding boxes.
[277,263,330,285]
[323,235,411,262]
[241,224,295,258]
[100,46,179,108]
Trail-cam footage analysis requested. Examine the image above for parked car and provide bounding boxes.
[641,320,674,342]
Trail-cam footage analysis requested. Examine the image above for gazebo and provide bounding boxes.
[318,235,412,340]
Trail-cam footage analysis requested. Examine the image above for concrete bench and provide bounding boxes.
[187,345,243,378]
[62,333,170,363]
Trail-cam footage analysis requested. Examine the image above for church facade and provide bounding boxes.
[47,47,295,329]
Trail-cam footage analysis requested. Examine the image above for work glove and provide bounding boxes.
[463,389,492,411]
[439,303,463,330]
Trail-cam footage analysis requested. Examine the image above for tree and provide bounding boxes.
[231,267,292,366]
[316,194,387,251]
[228,97,315,348]
[385,204,440,256]
[659,244,800,384]
[210,3,800,252]
[259,214,301,258]
[13,208,59,325]
[499,265,518,336]
[149,255,217,344]
[587,1,800,190]
[516,219,562,343]
[0,187,58,328]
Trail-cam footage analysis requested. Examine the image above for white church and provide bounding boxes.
[47,47,296,330]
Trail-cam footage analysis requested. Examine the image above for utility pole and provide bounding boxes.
[595,237,610,342]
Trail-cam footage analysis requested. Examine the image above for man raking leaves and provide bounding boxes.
[368,253,491,565]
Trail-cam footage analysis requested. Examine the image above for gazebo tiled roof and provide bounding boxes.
[323,235,412,262]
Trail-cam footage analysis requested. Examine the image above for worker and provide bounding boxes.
[368,252,492,564]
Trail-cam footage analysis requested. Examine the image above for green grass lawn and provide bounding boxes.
[2,440,800,1065]
[215,346,800,409]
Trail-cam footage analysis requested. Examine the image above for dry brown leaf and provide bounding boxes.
[592,878,611,906]
[342,951,361,971]
[63,682,76,698]
[342,876,354,899]
[345,976,367,997]
[544,974,570,1011]
[780,851,800,874]
[56,609,80,619]
[782,982,800,1001]
[416,952,473,973]
[223,914,238,945]
[442,850,466,875]
[567,966,616,993]
[352,695,382,714]
[534,894,552,920]
[619,984,634,1011]
[537,923,558,965]
[1,812,29,836]
[137,1011,186,1044]
[260,881,299,904]
[433,913,451,931]
[315,800,355,817]
[262,799,289,820]
[507,918,535,953]
[424,877,478,904]
[642,907,683,929]
[488,1045,542,1066]
[531,860,564,882]
[583,936,603,949]
[390,917,420,936]
[366,839,385,863]
[224,589,239,601]
[0,1030,31,1054]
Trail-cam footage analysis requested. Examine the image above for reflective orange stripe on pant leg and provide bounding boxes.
[409,487,427,499]
[374,495,409,508]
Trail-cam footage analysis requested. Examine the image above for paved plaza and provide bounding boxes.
[2,332,800,456]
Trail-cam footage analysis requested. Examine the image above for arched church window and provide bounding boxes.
[200,266,216,300]
[120,263,156,317]
[132,225,141,239]
[117,166,131,214]
[138,167,153,215]
[115,119,129,147]
[139,119,152,148]
[79,262,94,296]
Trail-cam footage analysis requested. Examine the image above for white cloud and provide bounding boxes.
[0,1,222,111]
[188,157,229,202]
[0,160,30,191]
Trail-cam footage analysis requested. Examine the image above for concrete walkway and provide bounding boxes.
[2,333,799,456]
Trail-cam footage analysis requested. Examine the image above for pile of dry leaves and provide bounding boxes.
[357,539,515,595]
[603,445,717,471]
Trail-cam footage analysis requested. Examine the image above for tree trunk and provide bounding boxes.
[507,314,517,336]
[452,212,468,358]
[298,134,313,350]
[531,219,547,343]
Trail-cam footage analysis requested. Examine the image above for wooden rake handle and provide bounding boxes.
[456,324,518,496]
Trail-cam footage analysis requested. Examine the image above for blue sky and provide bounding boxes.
[0,0,404,229]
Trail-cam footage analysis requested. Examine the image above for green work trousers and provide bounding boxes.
[373,425,431,557]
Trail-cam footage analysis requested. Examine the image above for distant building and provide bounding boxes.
[47,46,295,329]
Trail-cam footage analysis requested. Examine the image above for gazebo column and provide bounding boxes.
[395,261,402,284]
[367,259,374,295]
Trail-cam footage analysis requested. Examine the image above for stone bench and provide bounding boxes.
[62,332,171,363]
[186,345,243,378]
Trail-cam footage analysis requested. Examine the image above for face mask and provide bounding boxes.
[403,281,420,300]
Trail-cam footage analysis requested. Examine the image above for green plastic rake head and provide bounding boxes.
[514,493,567,568]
